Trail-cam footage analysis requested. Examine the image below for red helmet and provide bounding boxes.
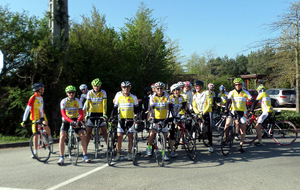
[184,81,192,87]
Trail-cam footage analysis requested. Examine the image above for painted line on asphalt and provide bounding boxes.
[0,188,36,190]
[46,163,112,190]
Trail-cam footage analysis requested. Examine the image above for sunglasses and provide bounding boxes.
[67,91,76,94]
[122,86,130,89]
[156,87,163,90]
[235,84,242,86]
[175,88,181,91]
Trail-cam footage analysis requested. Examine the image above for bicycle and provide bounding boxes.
[88,116,106,158]
[149,120,166,167]
[107,118,118,166]
[191,113,209,147]
[245,111,298,145]
[171,116,197,160]
[28,119,51,162]
[132,119,143,166]
[65,122,82,165]
[220,115,241,156]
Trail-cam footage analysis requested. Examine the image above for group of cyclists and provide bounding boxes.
[21,76,274,165]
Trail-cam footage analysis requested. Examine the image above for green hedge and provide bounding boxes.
[275,111,300,128]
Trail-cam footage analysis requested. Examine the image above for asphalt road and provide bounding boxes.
[1,133,300,190]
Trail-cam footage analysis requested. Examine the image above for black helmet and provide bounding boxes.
[194,80,204,87]
[144,87,151,93]
[32,83,44,92]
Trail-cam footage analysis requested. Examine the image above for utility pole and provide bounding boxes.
[295,10,300,113]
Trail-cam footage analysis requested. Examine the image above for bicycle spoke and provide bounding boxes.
[272,121,298,145]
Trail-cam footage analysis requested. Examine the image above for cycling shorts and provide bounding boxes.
[149,119,168,133]
[228,111,247,125]
[257,112,272,125]
[117,119,136,134]
[87,113,107,128]
[60,118,84,133]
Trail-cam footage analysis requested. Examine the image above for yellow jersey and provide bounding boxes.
[114,93,138,119]
[150,93,170,120]
[86,89,107,114]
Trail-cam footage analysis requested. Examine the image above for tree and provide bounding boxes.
[263,2,300,112]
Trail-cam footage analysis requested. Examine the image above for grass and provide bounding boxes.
[0,135,30,144]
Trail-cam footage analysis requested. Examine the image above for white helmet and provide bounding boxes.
[177,81,184,87]
[155,82,165,88]
[79,84,88,91]
[208,83,214,90]
[170,83,181,92]
[121,81,131,87]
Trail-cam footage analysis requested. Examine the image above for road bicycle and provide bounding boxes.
[132,119,142,166]
[149,120,166,167]
[65,122,82,165]
[107,118,118,166]
[171,116,197,160]
[192,114,209,147]
[220,115,241,156]
[28,119,52,162]
[88,116,107,158]
[244,111,298,145]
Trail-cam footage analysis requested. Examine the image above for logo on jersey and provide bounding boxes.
[128,99,131,103]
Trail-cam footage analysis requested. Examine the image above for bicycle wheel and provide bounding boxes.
[107,130,115,166]
[94,127,99,158]
[68,132,79,165]
[243,121,259,144]
[221,127,233,156]
[155,132,166,167]
[271,121,298,145]
[132,132,138,166]
[183,130,197,160]
[30,132,51,162]
[212,116,225,137]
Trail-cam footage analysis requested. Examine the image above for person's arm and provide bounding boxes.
[61,109,74,123]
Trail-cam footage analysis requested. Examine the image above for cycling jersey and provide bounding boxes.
[113,93,139,119]
[86,89,107,114]
[169,94,186,118]
[226,90,252,112]
[179,92,188,115]
[150,92,170,120]
[256,92,273,113]
[60,97,83,123]
[193,90,213,114]
[218,92,228,104]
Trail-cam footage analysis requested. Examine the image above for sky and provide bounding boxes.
[0,0,296,64]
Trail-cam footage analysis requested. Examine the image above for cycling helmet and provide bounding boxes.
[91,78,102,86]
[79,84,88,91]
[65,85,76,93]
[177,81,185,87]
[219,85,225,92]
[194,80,204,86]
[151,83,156,88]
[32,83,44,92]
[256,84,265,91]
[184,81,192,87]
[155,82,165,88]
[208,83,214,90]
[170,83,181,92]
[233,78,244,84]
[121,81,131,87]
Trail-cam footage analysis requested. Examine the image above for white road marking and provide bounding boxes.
[46,163,111,190]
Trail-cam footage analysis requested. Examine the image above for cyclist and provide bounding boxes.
[177,81,188,116]
[85,78,108,149]
[224,78,254,153]
[250,84,273,146]
[146,82,170,161]
[208,83,216,110]
[21,83,53,158]
[169,83,192,158]
[142,87,152,119]
[79,84,89,117]
[58,85,90,165]
[111,81,139,161]
[192,80,214,153]
[217,85,227,113]
[184,81,193,110]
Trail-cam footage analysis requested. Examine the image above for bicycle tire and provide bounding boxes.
[68,131,79,165]
[132,132,138,166]
[271,121,298,145]
[221,127,233,156]
[107,130,116,166]
[183,130,197,160]
[243,121,259,144]
[212,116,225,137]
[202,124,209,147]
[94,127,99,158]
[155,132,166,167]
[30,132,51,162]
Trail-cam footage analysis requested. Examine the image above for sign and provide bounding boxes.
[0,50,3,75]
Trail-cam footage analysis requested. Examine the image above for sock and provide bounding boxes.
[34,150,37,154]
[148,145,152,149]
[117,153,121,156]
